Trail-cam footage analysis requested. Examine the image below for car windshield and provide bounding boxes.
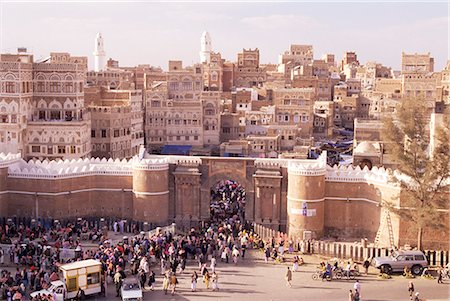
[123,283,140,291]
[391,251,400,259]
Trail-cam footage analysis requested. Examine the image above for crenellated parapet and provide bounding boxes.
[168,156,202,167]
[7,156,133,179]
[325,164,398,187]
[0,153,21,168]
[131,156,169,171]
[287,151,327,176]
[254,159,282,170]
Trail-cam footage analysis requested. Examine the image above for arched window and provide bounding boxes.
[205,103,215,115]
[5,75,16,93]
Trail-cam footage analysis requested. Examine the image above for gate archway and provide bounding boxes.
[210,179,246,224]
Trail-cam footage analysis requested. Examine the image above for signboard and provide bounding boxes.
[290,208,303,215]
[306,209,316,217]
[290,207,316,217]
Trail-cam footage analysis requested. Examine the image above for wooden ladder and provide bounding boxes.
[374,209,395,248]
[385,210,395,249]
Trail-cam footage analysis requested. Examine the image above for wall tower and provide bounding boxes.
[287,152,327,239]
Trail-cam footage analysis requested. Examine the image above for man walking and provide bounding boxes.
[170,273,178,296]
[264,247,271,263]
[113,270,123,297]
[408,281,415,300]
[285,267,292,288]
[353,280,361,298]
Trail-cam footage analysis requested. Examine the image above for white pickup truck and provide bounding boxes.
[30,280,66,301]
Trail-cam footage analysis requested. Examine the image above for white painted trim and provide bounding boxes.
[132,190,169,196]
[287,196,325,203]
[325,177,399,189]
[392,205,449,213]
[1,188,170,197]
[326,197,380,205]
[287,196,382,205]
[132,165,168,171]
[288,169,326,176]
[8,171,132,180]
[1,188,133,196]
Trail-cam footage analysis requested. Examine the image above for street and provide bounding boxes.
[98,250,450,301]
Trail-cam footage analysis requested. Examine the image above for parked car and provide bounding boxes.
[373,250,428,275]
[121,277,143,301]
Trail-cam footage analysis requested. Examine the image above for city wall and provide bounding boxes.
[0,152,447,249]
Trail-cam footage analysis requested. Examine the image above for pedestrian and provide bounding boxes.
[204,272,210,289]
[161,257,167,275]
[348,289,354,301]
[264,247,271,263]
[148,270,155,291]
[170,273,177,295]
[191,271,198,292]
[413,292,420,301]
[211,272,219,291]
[285,267,292,288]
[12,290,22,301]
[113,270,122,297]
[0,247,4,265]
[293,256,299,272]
[346,261,352,279]
[210,256,216,273]
[437,266,443,284]
[138,268,146,289]
[408,281,415,299]
[363,258,370,275]
[354,289,360,301]
[232,246,239,265]
[162,274,169,295]
[353,280,361,297]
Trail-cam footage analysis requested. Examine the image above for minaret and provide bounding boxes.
[199,31,212,64]
[93,33,106,72]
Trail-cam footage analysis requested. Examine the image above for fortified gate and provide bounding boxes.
[0,151,448,248]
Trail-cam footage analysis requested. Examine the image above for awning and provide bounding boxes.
[161,145,192,155]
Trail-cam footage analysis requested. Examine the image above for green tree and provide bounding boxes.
[382,98,449,250]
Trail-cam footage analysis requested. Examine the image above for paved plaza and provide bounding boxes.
[1,234,449,301]
[96,250,448,301]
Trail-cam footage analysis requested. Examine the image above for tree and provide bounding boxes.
[382,98,449,250]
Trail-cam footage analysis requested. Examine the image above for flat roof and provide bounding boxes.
[59,259,102,271]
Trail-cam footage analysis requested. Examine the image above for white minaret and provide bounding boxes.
[199,31,212,64]
[93,33,106,72]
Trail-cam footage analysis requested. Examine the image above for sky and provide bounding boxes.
[0,0,448,71]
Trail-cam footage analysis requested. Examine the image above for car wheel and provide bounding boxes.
[411,265,422,276]
[380,264,392,274]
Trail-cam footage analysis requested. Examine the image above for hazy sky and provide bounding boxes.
[1,1,448,71]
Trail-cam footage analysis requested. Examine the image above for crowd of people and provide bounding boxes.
[210,180,246,224]
[106,220,257,298]
[0,213,262,300]
[0,219,102,300]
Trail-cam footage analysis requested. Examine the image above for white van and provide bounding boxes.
[31,259,103,300]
